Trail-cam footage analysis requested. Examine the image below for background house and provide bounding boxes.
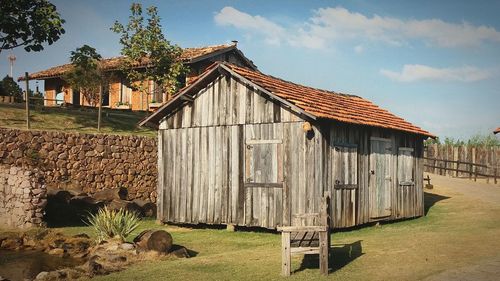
[18,43,256,111]
[142,62,434,229]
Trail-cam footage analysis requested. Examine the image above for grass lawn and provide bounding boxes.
[0,103,155,137]
[44,181,500,281]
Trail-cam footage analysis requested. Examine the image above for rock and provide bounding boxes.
[108,199,142,215]
[88,259,105,276]
[35,271,49,280]
[120,242,135,251]
[93,187,128,202]
[73,233,90,239]
[0,236,23,250]
[48,248,65,257]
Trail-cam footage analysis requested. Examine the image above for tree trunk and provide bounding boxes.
[93,187,128,202]
[107,199,142,215]
[133,230,172,253]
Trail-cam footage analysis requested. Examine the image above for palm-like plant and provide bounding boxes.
[86,206,140,243]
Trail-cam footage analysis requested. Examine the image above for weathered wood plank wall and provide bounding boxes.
[158,73,425,229]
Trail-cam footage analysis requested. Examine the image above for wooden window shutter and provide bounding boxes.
[398,147,414,186]
[332,144,358,189]
[245,139,283,188]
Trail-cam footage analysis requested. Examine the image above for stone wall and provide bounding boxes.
[0,128,157,203]
[0,165,46,228]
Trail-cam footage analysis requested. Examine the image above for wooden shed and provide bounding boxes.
[141,62,434,229]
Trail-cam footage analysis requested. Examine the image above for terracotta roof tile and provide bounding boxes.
[223,63,434,137]
[20,44,237,81]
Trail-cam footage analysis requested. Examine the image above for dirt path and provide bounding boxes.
[426,173,500,204]
[424,173,500,281]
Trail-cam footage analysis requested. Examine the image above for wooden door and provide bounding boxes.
[369,137,393,218]
[243,124,284,228]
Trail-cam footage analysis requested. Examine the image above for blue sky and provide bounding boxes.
[1,0,499,139]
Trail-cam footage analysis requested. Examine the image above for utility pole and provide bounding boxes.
[8,53,16,77]
[25,72,30,129]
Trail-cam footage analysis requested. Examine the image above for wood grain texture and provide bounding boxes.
[156,72,425,229]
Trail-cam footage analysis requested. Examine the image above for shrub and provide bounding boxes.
[86,206,140,242]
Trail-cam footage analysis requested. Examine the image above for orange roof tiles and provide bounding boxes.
[20,44,237,81]
[222,63,434,137]
[143,62,433,137]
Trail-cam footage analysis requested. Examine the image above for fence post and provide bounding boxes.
[24,72,30,129]
[494,167,497,185]
[472,147,477,182]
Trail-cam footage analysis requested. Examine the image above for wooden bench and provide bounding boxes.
[278,194,331,276]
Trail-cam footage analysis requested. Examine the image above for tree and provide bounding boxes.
[0,75,23,102]
[111,3,187,111]
[63,45,107,131]
[0,0,65,53]
[64,45,103,107]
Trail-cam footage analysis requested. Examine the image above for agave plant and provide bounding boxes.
[86,206,140,242]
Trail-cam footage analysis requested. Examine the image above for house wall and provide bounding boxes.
[157,73,425,229]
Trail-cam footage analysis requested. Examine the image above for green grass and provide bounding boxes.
[0,103,155,137]
[41,183,500,281]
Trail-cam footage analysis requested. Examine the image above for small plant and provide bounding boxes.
[86,206,140,243]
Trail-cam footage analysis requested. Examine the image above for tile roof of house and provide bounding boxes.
[495,127,500,134]
[19,43,255,81]
[141,62,434,138]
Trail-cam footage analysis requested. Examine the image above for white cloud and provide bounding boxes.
[214,6,285,46]
[380,64,495,82]
[354,44,364,53]
[214,6,500,49]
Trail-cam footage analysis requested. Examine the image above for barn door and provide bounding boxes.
[244,125,283,228]
[369,137,393,219]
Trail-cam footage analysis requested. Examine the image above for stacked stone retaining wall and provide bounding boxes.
[0,128,157,205]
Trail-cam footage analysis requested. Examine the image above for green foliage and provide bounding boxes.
[63,45,104,107]
[0,0,65,52]
[424,134,500,147]
[466,134,500,147]
[111,3,188,109]
[86,206,141,243]
[0,76,23,102]
[30,89,44,106]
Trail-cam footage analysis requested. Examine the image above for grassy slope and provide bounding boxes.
[0,104,155,137]
[50,182,500,281]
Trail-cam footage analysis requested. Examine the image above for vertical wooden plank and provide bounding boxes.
[192,127,200,223]
[208,126,216,223]
[157,130,164,221]
[200,127,208,222]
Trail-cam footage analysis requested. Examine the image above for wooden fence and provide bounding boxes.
[423,144,499,184]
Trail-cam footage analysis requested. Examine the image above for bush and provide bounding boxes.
[86,206,140,242]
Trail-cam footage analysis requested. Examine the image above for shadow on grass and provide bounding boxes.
[424,192,450,216]
[294,240,363,273]
[169,244,199,257]
[165,222,280,234]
